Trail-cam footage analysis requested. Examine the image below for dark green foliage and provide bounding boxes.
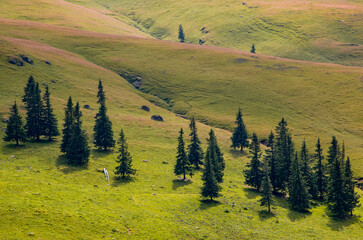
[244,133,263,190]
[266,131,277,192]
[259,161,273,212]
[22,75,35,104]
[274,118,294,191]
[66,102,90,165]
[94,80,115,151]
[313,138,326,199]
[3,102,27,145]
[230,108,248,151]
[300,140,318,199]
[114,129,136,178]
[327,136,339,165]
[61,97,73,153]
[250,43,256,53]
[174,128,191,179]
[187,117,203,169]
[207,129,224,183]
[201,138,221,201]
[178,24,185,43]
[344,158,360,216]
[43,85,59,141]
[25,82,45,141]
[288,152,310,212]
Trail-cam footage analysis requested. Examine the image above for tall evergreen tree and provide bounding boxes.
[250,43,256,53]
[187,117,203,169]
[244,133,263,190]
[61,97,74,153]
[3,102,27,145]
[201,139,221,201]
[343,157,360,217]
[178,24,185,43]
[288,152,310,212]
[22,75,35,104]
[274,118,294,191]
[259,161,273,212]
[114,129,136,178]
[327,136,339,165]
[25,82,45,141]
[300,140,318,199]
[66,102,90,165]
[266,131,278,192]
[313,138,326,199]
[208,129,224,183]
[230,108,248,151]
[327,136,340,202]
[43,85,59,141]
[174,128,191,179]
[94,80,115,151]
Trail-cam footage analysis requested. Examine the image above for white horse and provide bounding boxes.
[104,168,109,181]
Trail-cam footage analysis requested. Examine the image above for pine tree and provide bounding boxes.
[274,118,294,191]
[66,102,90,165]
[201,142,221,201]
[250,43,256,53]
[94,80,115,151]
[266,131,278,192]
[327,136,340,202]
[230,108,248,151]
[208,129,224,183]
[343,157,360,217]
[3,102,27,145]
[300,140,318,199]
[313,138,326,199]
[114,129,136,178]
[43,85,59,141]
[174,128,191,179]
[244,133,263,190]
[22,75,35,104]
[187,117,203,169]
[327,136,339,165]
[25,82,45,141]
[259,161,273,212]
[178,24,185,43]
[288,152,310,212]
[61,97,74,153]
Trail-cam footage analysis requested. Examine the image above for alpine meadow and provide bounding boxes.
[0,0,362,239]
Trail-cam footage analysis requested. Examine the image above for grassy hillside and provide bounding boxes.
[0,33,362,240]
[74,0,363,66]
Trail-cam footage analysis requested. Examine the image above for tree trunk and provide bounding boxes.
[48,134,52,141]
[268,202,271,212]
[36,135,40,142]
[183,171,186,180]
[16,138,19,146]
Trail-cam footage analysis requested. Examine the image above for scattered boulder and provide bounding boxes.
[119,72,143,89]
[151,115,164,121]
[10,155,15,158]
[45,61,51,65]
[242,2,247,5]
[50,79,56,83]
[198,39,205,45]
[152,193,156,196]
[162,161,169,164]
[83,105,91,109]
[132,78,142,89]
[201,27,206,31]
[94,185,98,187]
[8,56,23,66]
[141,105,150,112]
[20,55,34,65]
[143,160,148,162]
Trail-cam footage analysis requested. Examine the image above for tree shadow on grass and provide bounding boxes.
[287,209,312,222]
[55,155,88,174]
[326,213,361,231]
[243,187,260,199]
[258,210,276,221]
[229,149,248,158]
[91,148,114,159]
[199,199,221,210]
[111,176,135,187]
[172,178,192,190]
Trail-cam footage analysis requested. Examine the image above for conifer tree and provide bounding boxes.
[244,133,263,190]
[327,136,340,202]
[327,136,339,165]
[201,140,221,201]
[266,131,277,192]
[178,24,185,43]
[313,138,326,199]
[22,75,35,104]
[94,80,115,151]
[66,102,90,165]
[174,128,191,179]
[250,43,256,53]
[208,129,224,183]
[114,129,136,178]
[61,97,74,153]
[25,82,45,141]
[344,157,360,216]
[3,102,27,145]
[288,152,310,211]
[188,117,203,169]
[300,140,318,199]
[43,85,59,141]
[259,161,273,212]
[231,108,248,151]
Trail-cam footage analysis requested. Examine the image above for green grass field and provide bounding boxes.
[0,1,362,239]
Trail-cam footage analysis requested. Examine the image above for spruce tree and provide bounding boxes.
[208,129,224,183]
[114,129,136,178]
[43,85,59,141]
[66,102,90,165]
[230,108,248,151]
[187,117,203,169]
[250,43,256,53]
[3,102,27,145]
[327,136,339,165]
[174,128,191,180]
[343,157,360,217]
[178,24,185,43]
[327,136,340,202]
[259,161,273,212]
[288,152,310,212]
[313,138,326,199]
[22,75,35,104]
[300,140,318,199]
[94,80,115,151]
[244,133,263,190]
[266,131,278,192]
[25,82,45,141]
[61,97,74,153]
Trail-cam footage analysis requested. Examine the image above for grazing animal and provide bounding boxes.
[104,168,109,181]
